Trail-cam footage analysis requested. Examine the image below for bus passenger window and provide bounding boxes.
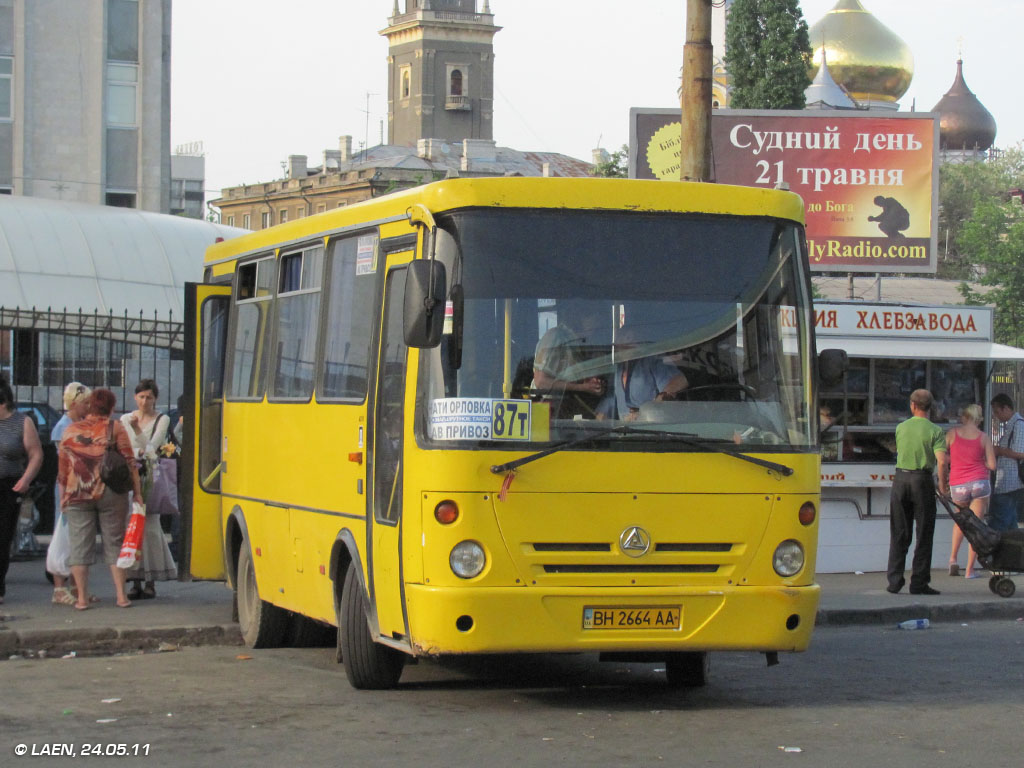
[320,233,378,400]
[229,257,275,399]
[271,245,323,399]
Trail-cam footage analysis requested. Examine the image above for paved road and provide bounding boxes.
[3,621,1023,768]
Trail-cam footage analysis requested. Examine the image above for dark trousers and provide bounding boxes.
[0,477,21,598]
[887,471,936,590]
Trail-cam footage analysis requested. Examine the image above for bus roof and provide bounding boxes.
[204,177,805,266]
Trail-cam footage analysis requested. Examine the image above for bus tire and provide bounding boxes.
[237,542,288,648]
[339,562,405,689]
[665,652,709,688]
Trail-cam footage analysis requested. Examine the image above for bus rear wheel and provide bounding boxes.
[237,543,288,648]
[665,652,709,688]
[339,562,405,689]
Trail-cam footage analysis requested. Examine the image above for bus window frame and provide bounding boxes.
[267,241,326,404]
[314,228,408,406]
[225,253,277,403]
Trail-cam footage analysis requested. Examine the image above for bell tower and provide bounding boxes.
[382,1,500,147]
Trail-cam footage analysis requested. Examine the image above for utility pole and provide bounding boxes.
[680,0,713,182]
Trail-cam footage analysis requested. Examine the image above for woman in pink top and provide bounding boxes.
[946,404,997,578]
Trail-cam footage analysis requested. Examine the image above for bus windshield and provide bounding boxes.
[420,208,814,451]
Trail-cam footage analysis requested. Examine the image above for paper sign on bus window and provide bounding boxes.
[429,398,534,442]
[356,234,378,275]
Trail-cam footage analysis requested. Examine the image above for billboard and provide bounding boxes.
[630,109,939,274]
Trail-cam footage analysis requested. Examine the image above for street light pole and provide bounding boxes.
[680,0,713,182]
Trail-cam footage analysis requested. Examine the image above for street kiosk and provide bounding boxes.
[815,301,1024,573]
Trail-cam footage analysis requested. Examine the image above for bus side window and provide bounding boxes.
[319,233,378,401]
[270,245,323,399]
[229,256,276,399]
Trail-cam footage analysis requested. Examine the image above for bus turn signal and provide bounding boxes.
[435,500,459,525]
[798,502,816,526]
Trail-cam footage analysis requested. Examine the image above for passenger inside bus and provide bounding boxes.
[530,301,608,418]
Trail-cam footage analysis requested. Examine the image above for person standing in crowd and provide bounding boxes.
[0,374,44,605]
[989,393,1024,531]
[887,389,948,595]
[120,379,177,599]
[945,404,997,579]
[58,388,140,610]
[48,382,92,605]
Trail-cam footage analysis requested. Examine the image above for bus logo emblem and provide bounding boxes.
[619,527,651,557]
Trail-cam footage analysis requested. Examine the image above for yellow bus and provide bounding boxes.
[180,177,844,689]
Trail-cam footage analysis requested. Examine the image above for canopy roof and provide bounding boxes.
[0,196,246,320]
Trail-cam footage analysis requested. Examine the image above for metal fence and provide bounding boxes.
[1,306,185,418]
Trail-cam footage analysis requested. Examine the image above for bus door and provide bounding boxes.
[181,282,231,580]
[369,251,413,640]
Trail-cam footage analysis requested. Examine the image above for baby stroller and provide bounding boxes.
[937,494,1024,598]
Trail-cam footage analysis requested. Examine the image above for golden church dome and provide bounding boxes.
[931,59,996,151]
[808,0,914,104]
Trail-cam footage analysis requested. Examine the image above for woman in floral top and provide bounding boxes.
[58,388,141,610]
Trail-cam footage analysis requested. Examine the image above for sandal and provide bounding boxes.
[52,587,76,606]
[948,563,960,577]
[74,602,91,611]
[116,599,132,608]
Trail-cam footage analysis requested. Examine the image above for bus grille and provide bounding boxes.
[528,542,732,577]
[543,563,719,574]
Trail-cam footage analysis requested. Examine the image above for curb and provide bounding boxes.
[4,602,1024,658]
[0,624,243,658]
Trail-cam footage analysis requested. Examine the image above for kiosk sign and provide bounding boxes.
[630,109,939,274]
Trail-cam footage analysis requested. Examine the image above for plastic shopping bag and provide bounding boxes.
[147,458,179,517]
[116,501,147,569]
[46,509,72,577]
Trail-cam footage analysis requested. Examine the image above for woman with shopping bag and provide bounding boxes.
[58,388,140,610]
[47,382,91,606]
[120,379,177,600]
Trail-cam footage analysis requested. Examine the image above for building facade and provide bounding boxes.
[0,0,171,211]
[382,0,499,147]
[213,135,593,230]
[170,147,206,219]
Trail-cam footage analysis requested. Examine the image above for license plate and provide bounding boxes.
[582,606,681,630]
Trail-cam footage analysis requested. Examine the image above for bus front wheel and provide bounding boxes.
[236,543,288,648]
[339,562,405,689]
[665,652,709,688]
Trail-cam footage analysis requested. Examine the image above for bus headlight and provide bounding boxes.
[772,540,804,577]
[450,541,486,579]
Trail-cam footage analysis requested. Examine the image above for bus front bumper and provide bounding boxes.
[404,582,820,656]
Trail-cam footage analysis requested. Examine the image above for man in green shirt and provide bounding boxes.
[886,389,949,595]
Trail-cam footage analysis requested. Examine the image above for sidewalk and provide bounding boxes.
[0,557,241,658]
[2,557,1023,658]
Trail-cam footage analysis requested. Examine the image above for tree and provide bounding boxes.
[938,147,1024,279]
[725,0,812,110]
[958,197,1024,346]
[593,144,629,178]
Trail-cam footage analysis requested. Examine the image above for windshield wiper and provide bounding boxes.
[490,425,793,476]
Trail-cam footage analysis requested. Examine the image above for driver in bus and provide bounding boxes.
[604,324,689,422]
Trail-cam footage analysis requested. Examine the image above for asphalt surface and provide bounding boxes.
[2,553,1023,658]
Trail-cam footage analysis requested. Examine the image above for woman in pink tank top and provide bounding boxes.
[945,404,997,578]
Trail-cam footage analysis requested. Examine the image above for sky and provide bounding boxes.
[170,1,1022,200]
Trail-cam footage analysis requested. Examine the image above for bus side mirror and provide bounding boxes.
[404,259,447,348]
[818,348,848,389]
